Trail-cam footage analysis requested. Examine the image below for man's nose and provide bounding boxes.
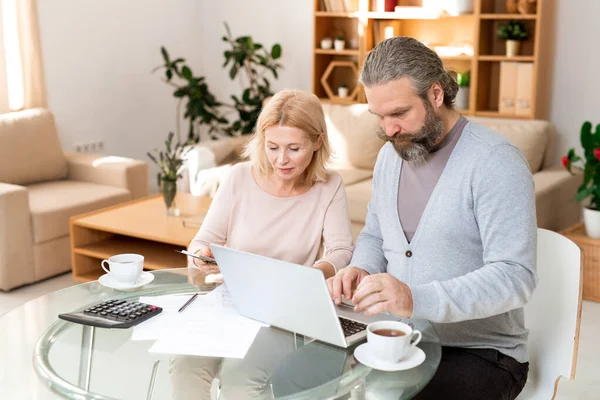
[383,118,400,137]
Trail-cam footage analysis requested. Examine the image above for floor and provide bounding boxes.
[1,273,599,399]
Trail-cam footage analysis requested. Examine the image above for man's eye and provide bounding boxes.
[392,112,404,117]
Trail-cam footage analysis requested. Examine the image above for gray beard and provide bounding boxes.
[376,102,444,164]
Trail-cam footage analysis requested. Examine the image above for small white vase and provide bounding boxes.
[338,87,349,98]
[506,40,520,57]
[334,40,345,51]
[320,38,332,50]
[583,207,600,238]
[455,86,470,110]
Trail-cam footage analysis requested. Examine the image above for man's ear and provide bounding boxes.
[430,82,444,108]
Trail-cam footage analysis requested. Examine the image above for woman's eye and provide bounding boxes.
[268,147,278,151]
[289,148,299,152]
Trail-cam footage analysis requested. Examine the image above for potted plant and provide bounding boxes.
[338,83,349,98]
[497,20,528,57]
[454,71,470,110]
[334,34,345,51]
[147,132,190,216]
[321,37,333,50]
[563,122,600,238]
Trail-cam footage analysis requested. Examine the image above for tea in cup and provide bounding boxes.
[367,320,422,363]
[101,253,144,285]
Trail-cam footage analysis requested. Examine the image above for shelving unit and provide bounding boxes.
[312,0,550,119]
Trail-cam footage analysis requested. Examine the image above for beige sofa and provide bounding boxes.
[192,103,582,240]
[0,109,149,291]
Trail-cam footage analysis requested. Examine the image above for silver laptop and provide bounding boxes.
[210,244,390,348]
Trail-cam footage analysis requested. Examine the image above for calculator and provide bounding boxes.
[58,299,163,329]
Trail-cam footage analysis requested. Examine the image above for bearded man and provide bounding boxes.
[327,37,537,400]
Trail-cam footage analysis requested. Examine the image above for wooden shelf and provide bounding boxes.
[475,110,533,119]
[480,13,537,20]
[479,55,535,62]
[315,49,360,56]
[73,235,187,270]
[366,12,474,20]
[315,11,358,18]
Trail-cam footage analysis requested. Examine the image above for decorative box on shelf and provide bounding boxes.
[561,223,600,302]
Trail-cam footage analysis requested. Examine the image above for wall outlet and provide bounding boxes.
[75,140,104,153]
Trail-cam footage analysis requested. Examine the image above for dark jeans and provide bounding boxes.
[413,347,529,400]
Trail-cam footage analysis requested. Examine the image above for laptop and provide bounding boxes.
[210,244,391,348]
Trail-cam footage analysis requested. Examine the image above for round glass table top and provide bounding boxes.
[1,269,441,399]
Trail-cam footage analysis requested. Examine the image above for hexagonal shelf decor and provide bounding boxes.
[320,61,360,104]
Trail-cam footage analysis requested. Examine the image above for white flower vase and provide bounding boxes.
[455,86,470,110]
[320,38,332,50]
[334,40,345,51]
[338,87,349,98]
[583,207,600,238]
[506,40,520,57]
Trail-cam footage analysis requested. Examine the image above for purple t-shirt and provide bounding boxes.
[398,116,468,243]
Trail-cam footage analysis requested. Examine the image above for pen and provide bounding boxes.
[178,293,199,312]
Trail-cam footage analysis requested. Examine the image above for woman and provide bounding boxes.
[186,89,353,279]
[170,89,354,400]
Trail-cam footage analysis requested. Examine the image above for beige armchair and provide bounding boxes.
[0,108,149,291]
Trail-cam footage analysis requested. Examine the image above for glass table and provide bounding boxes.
[1,269,441,399]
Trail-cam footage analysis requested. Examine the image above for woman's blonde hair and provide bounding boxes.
[243,89,331,184]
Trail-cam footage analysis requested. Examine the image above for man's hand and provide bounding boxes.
[326,266,370,305]
[352,273,414,318]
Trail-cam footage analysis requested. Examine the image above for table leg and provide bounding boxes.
[146,360,161,400]
[78,325,96,390]
[349,378,366,400]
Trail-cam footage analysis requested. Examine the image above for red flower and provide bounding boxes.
[594,148,600,161]
[561,155,569,168]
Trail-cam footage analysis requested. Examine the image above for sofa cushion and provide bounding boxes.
[335,167,373,186]
[27,180,131,243]
[323,103,384,170]
[345,178,373,224]
[0,108,68,185]
[468,117,551,173]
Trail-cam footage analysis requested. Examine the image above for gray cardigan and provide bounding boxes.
[352,121,538,363]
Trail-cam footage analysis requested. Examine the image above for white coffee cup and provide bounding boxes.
[101,254,144,284]
[367,320,422,363]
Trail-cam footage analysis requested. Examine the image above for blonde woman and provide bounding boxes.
[186,89,353,279]
[170,89,354,400]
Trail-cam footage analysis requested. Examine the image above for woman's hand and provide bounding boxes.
[313,261,336,280]
[188,246,220,275]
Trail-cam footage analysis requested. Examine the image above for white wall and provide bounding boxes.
[548,0,600,161]
[38,0,204,190]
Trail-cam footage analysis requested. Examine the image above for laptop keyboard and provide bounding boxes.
[339,317,367,337]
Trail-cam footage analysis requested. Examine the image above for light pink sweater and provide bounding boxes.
[188,162,354,271]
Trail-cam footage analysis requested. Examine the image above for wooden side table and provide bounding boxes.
[561,223,600,302]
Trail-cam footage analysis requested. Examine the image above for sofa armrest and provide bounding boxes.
[0,183,35,290]
[195,135,249,166]
[534,164,583,231]
[65,153,149,199]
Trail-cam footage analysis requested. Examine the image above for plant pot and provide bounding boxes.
[320,38,332,50]
[506,40,520,57]
[455,86,470,110]
[445,0,474,15]
[338,87,349,98]
[583,207,600,239]
[161,178,180,216]
[334,40,345,51]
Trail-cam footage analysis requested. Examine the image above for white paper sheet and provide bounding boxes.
[131,295,190,341]
[144,285,267,358]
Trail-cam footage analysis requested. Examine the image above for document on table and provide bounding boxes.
[132,295,188,341]
[145,285,267,358]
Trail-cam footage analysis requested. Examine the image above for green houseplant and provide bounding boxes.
[149,23,282,214]
[497,20,528,57]
[147,132,189,216]
[563,121,600,237]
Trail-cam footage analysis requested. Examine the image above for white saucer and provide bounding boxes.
[98,271,154,290]
[354,344,426,372]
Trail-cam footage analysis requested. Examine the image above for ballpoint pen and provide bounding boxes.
[178,293,199,312]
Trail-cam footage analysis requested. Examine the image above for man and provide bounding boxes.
[327,37,537,400]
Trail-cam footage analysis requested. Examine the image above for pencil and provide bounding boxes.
[178,293,199,312]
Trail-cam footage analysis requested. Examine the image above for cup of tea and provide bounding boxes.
[101,254,144,284]
[366,320,422,363]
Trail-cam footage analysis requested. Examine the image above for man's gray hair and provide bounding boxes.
[360,37,459,108]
